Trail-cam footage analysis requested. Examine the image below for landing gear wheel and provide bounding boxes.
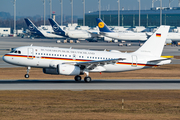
[74,75,82,82]
[84,77,91,83]
[25,74,29,78]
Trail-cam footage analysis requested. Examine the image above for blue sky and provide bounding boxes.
[0,0,180,17]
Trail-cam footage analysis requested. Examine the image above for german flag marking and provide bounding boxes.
[156,33,161,37]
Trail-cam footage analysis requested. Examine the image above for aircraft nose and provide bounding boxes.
[2,54,9,63]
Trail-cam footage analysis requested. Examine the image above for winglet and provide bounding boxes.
[96,18,113,32]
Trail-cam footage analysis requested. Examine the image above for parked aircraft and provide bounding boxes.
[147,31,180,44]
[96,18,148,41]
[48,18,99,41]
[24,18,65,39]
[3,26,171,83]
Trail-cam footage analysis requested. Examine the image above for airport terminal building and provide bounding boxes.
[78,7,180,27]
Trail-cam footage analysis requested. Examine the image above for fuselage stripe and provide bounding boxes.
[4,54,158,67]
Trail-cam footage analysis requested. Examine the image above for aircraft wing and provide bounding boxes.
[65,58,125,71]
[87,31,100,37]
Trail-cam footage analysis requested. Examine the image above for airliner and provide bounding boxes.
[3,25,171,83]
[24,18,65,39]
[96,18,148,41]
[48,18,99,41]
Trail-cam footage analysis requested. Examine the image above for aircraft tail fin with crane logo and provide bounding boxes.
[48,18,66,36]
[96,18,113,32]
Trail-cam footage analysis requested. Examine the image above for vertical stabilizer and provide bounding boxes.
[96,18,113,32]
[134,25,170,57]
[48,18,66,36]
[24,18,39,32]
[24,18,44,37]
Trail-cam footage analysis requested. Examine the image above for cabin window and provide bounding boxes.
[41,53,43,55]
[65,55,67,57]
[57,54,59,56]
[54,54,56,56]
[82,56,84,58]
[87,56,89,58]
[79,56,81,58]
[69,55,71,57]
[95,57,97,59]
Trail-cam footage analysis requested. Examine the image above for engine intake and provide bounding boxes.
[57,64,81,75]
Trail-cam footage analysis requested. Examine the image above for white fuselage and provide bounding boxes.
[64,30,99,40]
[103,31,147,41]
[3,46,171,73]
[40,30,65,38]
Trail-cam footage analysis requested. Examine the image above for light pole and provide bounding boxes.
[13,0,16,36]
[82,0,85,26]
[70,0,73,26]
[98,0,101,19]
[49,0,52,18]
[59,0,63,26]
[117,0,120,26]
[138,0,141,26]
[41,0,46,25]
[160,0,162,26]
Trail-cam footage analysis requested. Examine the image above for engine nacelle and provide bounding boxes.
[57,64,81,76]
[103,36,113,42]
[43,68,58,74]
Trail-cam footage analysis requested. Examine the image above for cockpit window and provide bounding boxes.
[10,50,21,54]
[10,50,15,53]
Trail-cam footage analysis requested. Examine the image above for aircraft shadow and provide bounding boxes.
[0,79,180,84]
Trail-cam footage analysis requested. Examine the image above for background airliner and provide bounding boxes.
[3,25,171,83]
[96,18,148,41]
[48,18,99,41]
[24,18,65,39]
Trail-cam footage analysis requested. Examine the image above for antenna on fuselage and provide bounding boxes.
[30,44,33,46]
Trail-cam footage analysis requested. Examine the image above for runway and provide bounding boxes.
[0,79,180,90]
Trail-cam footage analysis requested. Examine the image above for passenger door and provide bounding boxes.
[131,55,137,67]
[27,48,34,59]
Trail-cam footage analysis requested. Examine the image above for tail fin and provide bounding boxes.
[24,18,39,32]
[48,18,66,36]
[96,18,113,32]
[134,25,170,57]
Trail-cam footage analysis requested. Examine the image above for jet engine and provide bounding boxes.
[57,64,81,75]
[43,64,82,75]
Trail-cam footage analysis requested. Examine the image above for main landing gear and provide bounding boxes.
[74,72,92,83]
[25,66,31,78]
